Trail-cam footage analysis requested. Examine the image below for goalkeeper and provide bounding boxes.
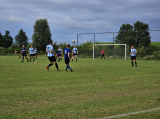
[101,50,105,60]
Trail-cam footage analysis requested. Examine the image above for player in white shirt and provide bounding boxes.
[72,45,78,62]
[46,40,59,71]
[130,46,137,67]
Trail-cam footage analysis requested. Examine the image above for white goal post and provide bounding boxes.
[93,44,126,60]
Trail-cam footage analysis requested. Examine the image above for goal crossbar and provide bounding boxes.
[93,44,126,60]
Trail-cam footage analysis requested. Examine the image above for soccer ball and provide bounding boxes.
[72,41,75,44]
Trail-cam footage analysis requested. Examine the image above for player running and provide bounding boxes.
[64,44,73,72]
[29,45,35,63]
[72,45,78,62]
[101,50,105,60]
[21,45,29,62]
[58,46,63,62]
[130,46,137,67]
[46,40,59,71]
[56,48,61,59]
[34,48,38,59]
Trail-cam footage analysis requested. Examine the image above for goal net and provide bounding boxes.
[93,44,126,60]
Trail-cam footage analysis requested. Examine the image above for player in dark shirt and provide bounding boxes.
[21,45,29,62]
[64,44,73,72]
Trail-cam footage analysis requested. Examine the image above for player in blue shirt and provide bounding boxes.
[64,44,73,72]
[130,46,137,67]
[21,45,29,62]
[58,46,63,62]
[29,45,35,63]
[56,48,61,59]
[72,45,78,62]
[46,40,59,71]
[34,48,38,59]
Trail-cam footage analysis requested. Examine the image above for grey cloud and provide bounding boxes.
[0,0,160,43]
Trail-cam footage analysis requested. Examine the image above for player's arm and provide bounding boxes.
[77,50,78,54]
[134,51,137,54]
[72,50,73,55]
[68,52,71,61]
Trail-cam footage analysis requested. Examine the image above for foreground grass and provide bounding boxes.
[0,56,160,119]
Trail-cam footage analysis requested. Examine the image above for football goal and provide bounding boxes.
[93,44,126,60]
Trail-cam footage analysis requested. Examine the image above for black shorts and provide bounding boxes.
[65,59,70,64]
[35,54,37,55]
[48,56,56,62]
[22,53,26,56]
[30,54,35,57]
[59,54,62,56]
[73,53,77,56]
[101,54,105,57]
[131,56,136,60]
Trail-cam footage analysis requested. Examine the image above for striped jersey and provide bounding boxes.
[34,50,37,54]
[59,48,63,53]
[29,48,34,54]
[46,45,54,57]
[73,48,78,54]
[131,48,137,56]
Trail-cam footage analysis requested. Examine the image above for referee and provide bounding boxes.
[130,46,137,67]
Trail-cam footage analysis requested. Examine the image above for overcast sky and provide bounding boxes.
[0,0,160,44]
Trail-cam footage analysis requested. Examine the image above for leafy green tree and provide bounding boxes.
[133,20,151,48]
[32,19,52,52]
[3,30,13,48]
[14,29,28,47]
[115,20,151,48]
[0,32,5,47]
[0,31,13,48]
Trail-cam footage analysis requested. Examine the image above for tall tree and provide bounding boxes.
[115,20,151,48]
[133,20,151,48]
[3,30,13,48]
[115,24,134,46]
[0,32,5,47]
[32,19,52,52]
[15,29,28,47]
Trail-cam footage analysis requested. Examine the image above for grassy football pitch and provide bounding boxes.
[0,56,160,119]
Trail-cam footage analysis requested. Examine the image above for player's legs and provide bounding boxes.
[22,55,24,62]
[72,55,74,62]
[46,57,54,71]
[58,55,61,62]
[33,55,35,63]
[59,55,62,61]
[75,55,77,62]
[53,56,59,71]
[131,56,134,67]
[30,54,32,62]
[65,59,72,72]
[36,54,37,59]
[19,54,22,58]
[134,57,137,67]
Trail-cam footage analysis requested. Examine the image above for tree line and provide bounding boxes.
[1,19,159,59]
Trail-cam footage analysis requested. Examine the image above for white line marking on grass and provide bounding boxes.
[97,107,160,119]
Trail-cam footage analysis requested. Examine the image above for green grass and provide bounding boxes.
[0,56,160,119]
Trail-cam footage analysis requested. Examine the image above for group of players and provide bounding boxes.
[19,45,37,63]
[46,40,78,72]
[20,41,137,72]
[19,40,79,72]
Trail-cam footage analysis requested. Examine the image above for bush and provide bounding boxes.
[138,46,146,58]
